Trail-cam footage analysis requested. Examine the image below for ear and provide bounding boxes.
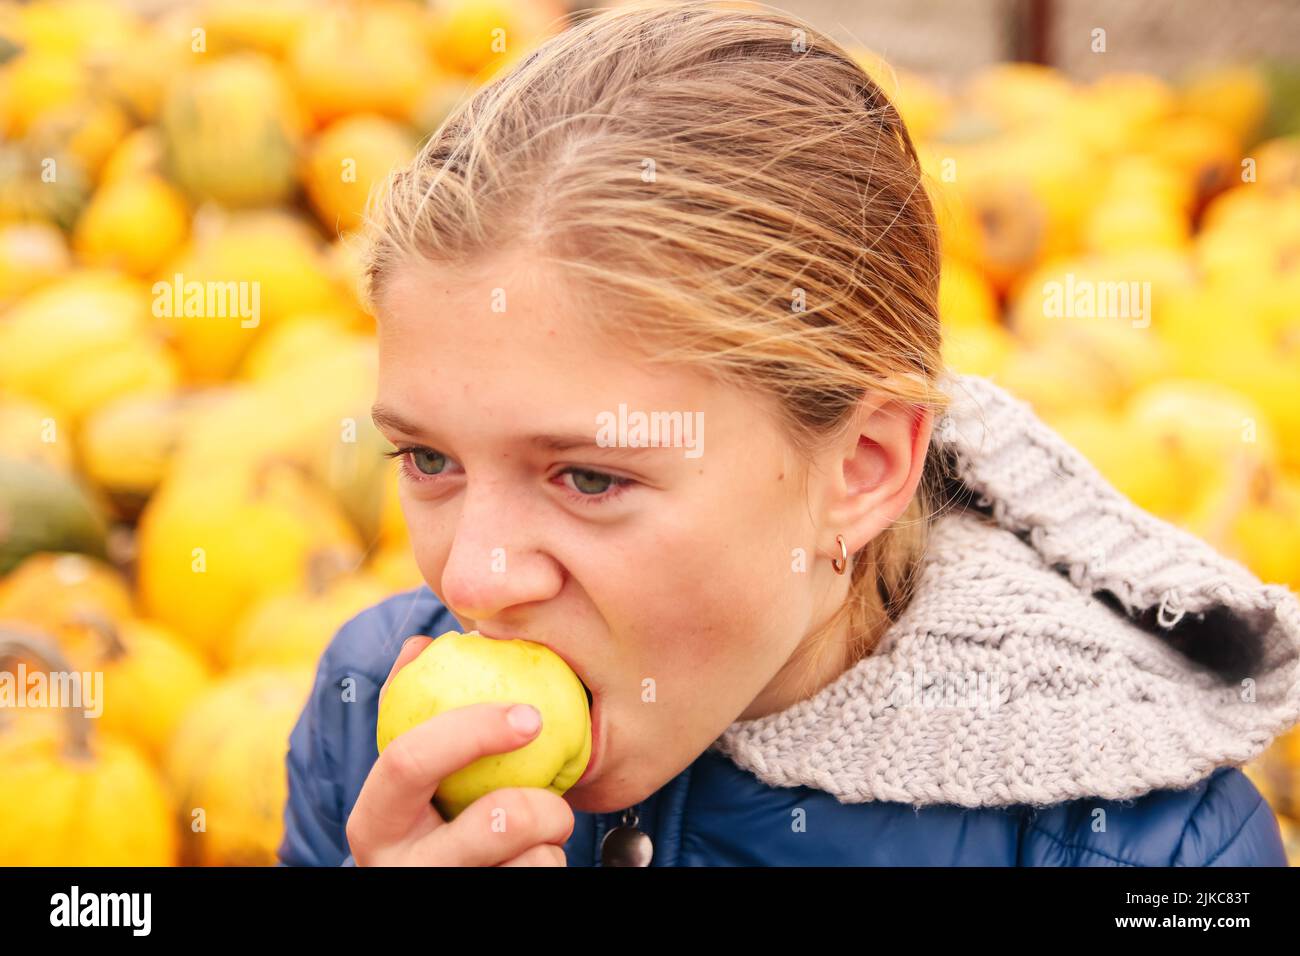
[815,394,933,559]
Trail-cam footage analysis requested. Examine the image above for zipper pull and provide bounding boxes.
[599,805,653,866]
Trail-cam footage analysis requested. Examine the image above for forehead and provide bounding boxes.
[373,253,746,434]
[377,250,596,352]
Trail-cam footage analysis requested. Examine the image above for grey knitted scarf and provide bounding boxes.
[708,372,1300,809]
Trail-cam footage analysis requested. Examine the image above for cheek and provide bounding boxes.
[645,562,803,687]
[603,501,809,715]
[397,487,452,584]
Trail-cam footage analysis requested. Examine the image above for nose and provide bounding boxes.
[438,478,563,621]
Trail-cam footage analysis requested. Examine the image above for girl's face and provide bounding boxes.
[373,251,928,814]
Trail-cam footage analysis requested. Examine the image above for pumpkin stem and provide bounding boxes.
[0,627,94,762]
[72,609,127,662]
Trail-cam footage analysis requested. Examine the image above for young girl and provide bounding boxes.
[279,1,1300,866]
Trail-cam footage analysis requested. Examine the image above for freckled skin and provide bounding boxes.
[373,250,927,814]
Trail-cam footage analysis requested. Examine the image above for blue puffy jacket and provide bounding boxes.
[277,585,1289,867]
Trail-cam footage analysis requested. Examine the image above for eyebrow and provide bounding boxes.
[370,405,661,456]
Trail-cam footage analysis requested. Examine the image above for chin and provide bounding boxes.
[564,776,641,815]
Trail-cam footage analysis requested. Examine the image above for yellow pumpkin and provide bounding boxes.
[1122,380,1277,522]
[160,52,303,207]
[1277,726,1300,770]
[0,221,70,306]
[1184,323,1300,474]
[1073,73,1176,156]
[1137,114,1240,208]
[0,394,74,473]
[0,140,91,229]
[173,340,391,543]
[1251,135,1300,190]
[72,175,190,278]
[1,557,210,759]
[941,319,1014,380]
[1102,154,1195,216]
[196,0,314,58]
[13,0,141,60]
[426,0,563,80]
[61,616,212,762]
[236,315,362,383]
[0,50,85,137]
[82,20,187,125]
[97,127,165,186]
[1178,64,1271,148]
[136,459,364,665]
[155,211,355,382]
[966,61,1076,129]
[1083,195,1189,254]
[1226,471,1300,591]
[0,629,178,865]
[289,2,432,125]
[997,338,1124,421]
[938,256,1000,332]
[1278,815,1300,868]
[926,132,1100,296]
[0,269,178,427]
[78,390,220,520]
[0,551,133,631]
[302,113,418,235]
[25,95,133,182]
[1251,730,1300,824]
[1005,259,1174,408]
[164,668,313,866]
[229,572,390,671]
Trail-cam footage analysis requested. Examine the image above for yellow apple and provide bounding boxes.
[376,630,592,819]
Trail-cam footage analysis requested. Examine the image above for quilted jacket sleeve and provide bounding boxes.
[277,656,354,867]
[1172,766,1289,866]
[277,587,443,866]
[1018,765,1290,866]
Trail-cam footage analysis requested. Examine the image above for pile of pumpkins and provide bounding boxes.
[0,0,569,866]
[2,0,1300,865]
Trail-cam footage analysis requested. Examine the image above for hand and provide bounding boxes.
[346,636,576,866]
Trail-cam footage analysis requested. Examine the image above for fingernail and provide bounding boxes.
[507,704,541,735]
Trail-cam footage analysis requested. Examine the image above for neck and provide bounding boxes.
[738,603,866,721]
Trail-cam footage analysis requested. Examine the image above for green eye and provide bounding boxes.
[569,469,613,495]
[410,448,445,475]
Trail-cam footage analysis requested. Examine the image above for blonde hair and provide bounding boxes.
[363,0,953,697]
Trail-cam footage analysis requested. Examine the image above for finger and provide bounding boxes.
[379,635,433,704]
[351,702,543,848]
[496,844,568,867]
[421,786,575,867]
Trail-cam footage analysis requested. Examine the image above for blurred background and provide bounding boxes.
[0,0,1297,866]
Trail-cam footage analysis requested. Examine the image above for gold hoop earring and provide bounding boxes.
[831,533,848,575]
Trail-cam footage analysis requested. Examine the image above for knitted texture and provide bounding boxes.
[708,372,1300,809]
